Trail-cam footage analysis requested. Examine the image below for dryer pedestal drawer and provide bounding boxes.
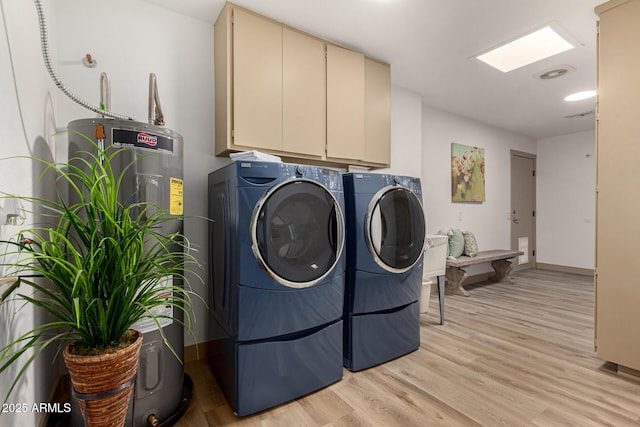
[236,320,343,416]
[349,266,422,314]
[345,301,420,371]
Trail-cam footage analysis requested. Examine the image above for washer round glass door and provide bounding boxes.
[366,186,426,273]
[251,179,345,288]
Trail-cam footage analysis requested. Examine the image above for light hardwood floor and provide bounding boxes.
[176,269,640,426]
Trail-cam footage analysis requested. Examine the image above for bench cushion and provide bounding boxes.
[462,231,479,257]
[447,228,465,257]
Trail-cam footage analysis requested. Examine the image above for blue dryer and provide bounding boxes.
[207,161,345,416]
[343,172,426,371]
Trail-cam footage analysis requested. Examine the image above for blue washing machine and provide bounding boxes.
[343,172,426,371]
[207,161,345,416]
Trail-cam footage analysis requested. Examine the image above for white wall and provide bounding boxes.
[379,86,422,178]
[0,0,59,423]
[422,105,536,245]
[421,105,536,274]
[536,130,595,269]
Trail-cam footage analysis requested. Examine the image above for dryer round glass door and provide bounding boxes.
[366,186,426,273]
[251,179,345,288]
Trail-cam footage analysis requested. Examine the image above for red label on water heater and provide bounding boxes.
[112,128,174,153]
[137,133,157,146]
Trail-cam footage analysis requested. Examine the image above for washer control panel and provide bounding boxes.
[280,164,343,191]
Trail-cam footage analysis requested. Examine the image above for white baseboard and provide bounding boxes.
[535,263,594,277]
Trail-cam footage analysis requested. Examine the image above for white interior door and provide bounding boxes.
[510,151,536,270]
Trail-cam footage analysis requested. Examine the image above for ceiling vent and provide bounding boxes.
[533,65,575,80]
[565,110,595,119]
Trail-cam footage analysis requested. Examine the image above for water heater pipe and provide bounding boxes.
[148,73,165,126]
[33,0,134,121]
[99,72,111,118]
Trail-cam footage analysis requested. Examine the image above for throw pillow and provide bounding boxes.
[447,228,465,258]
[462,231,479,257]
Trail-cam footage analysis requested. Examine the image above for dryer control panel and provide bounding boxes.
[348,172,422,197]
[381,174,422,195]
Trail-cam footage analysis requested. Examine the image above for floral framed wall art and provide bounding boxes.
[451,143,485,202]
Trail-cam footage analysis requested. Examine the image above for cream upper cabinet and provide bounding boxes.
[326,44,365,162]
[232,8,282,152]
[365,58,391,166]
[214,4,232,155]
[215,2,390,168]
[595,0,640,372]
[282,28,325,157]
[215,4,325,158]
[326,48,391,167]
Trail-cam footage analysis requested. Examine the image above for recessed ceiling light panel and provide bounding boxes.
[476,24,577,73]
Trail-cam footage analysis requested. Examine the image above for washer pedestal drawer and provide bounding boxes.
[236,320,343,416]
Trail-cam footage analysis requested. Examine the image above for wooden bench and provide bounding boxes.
[445,249,523,296]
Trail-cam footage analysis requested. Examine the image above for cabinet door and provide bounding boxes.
[233,8,282,151]
[364,58,391,166]
[283,29,325,157]
[326,44,365,161]
[595,0,640,371]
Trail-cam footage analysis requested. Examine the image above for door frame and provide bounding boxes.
[510,150,537,270]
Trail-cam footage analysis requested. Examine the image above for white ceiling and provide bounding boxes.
[143,0,602,140]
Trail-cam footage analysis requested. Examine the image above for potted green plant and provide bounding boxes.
[0,131,200,426]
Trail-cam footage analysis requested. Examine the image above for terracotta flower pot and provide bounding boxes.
[63,330,143,427]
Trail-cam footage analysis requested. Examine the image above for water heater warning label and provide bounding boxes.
[131,276,174,334]
[170,177,183,215]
